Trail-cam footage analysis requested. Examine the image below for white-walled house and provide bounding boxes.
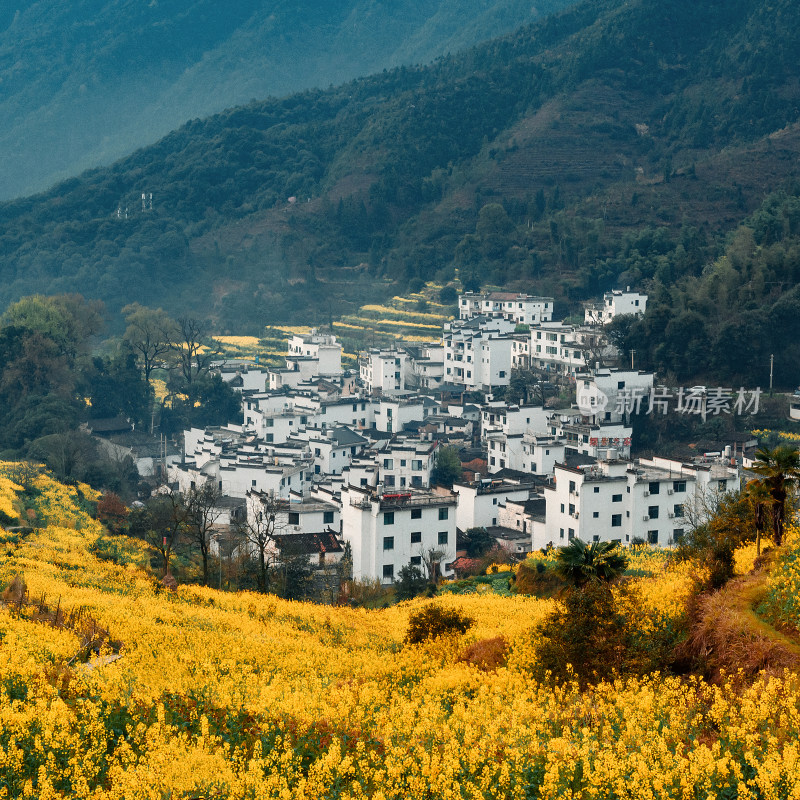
[341,486,458,583]
[360,349,410,395]
[575,368,655,425]
[458,292,554,325]
[376,440,437,489]
[373,395,439,434]
[544,456,739,548]
[453,478,536,532]
[406,343,445,390]
[287,330,343,376]
[584,289,647,325]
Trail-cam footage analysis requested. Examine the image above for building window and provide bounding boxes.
[673,504,684,518]
[559,528,564,539]
[611,514,622,527]
[593,511,599,518]
[410,508,422,520]
[288,512,300,525]
[412,459,422,471]
[560,504,565,513]
[382,564,394,581]
[673,528,684,542]
[384,475,395,487]
[612,494,622,503]
[568,529,575,540]
[648,530,659,545]
[673,481,686,492]
[383,536,394,550]
[569,503,575,515]
[438,508,449,520]
[648,482,660,495]
[438,531,448,545]
[410,555,422,566]
[648,506,659,519]
[411,531,422,544]
[384,459,393,469]
[251,480,257,487]
[569,480,576,492]
[323,511,334,524]
[594,487,599,493]
[384,512,394,525]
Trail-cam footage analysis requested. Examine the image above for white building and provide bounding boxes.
[575,368,656,425]
[341,486,458,583]
[443,324,515,390]
[376,440,438,489]
[373,395,439,434]
[459,292,554,325]
[528,322,588,376]
[287,330,343,376]
[406,343,445,390]
[453,478,536,532]
[544,456,739,548]
[584,288,648,325]
[360,349,410,395]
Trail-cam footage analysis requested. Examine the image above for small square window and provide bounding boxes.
[593,487,599,494]
[382,564,394,580]
[611,514,622,527]
[612,494,622,503]
[411,508,422,519]
[438,531,448,545]
[438,508,449,521]
[383,536,394,550]
[411,531,422,544]
[323,511,334,524]
[410,555,422,566]
[384,512,395,525]
[648,530,659,545]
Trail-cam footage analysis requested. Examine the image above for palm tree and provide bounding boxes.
[554,538,628,588]
[750,444,800,546]
[744,478,772,557]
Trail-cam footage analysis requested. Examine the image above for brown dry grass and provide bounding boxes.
[457,636,509,672]
[676,569,800,684]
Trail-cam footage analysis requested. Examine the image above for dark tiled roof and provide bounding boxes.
[273,530,343,556]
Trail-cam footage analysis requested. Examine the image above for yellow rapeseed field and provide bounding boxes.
[1,469,799,799]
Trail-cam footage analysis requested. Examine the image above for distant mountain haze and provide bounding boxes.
[0,0,799,390]
[0,0,573,200]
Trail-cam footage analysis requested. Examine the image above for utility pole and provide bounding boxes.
[630,350,636,370]
[769,353,774,394]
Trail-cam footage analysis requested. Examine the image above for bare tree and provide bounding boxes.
[122,304,178,388]
[140,489,190,578]
[172,317,220,386]
[184,483,224,585]
[422,547,447,584]
[234,493,286,592]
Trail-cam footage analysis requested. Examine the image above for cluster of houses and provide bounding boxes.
[158,288,746,587]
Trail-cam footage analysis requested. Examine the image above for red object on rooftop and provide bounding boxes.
[382,493,412,500]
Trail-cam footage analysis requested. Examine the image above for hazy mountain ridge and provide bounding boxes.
[0,0,799,372]
[0,0,571,199]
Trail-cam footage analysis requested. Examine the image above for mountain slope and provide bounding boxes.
[0,0,573,200]
[0,0,799,359]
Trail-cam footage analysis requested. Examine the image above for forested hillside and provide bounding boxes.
[0,0,572,199]
[1,0,799,388]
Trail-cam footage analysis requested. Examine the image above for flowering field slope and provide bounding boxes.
[1,471,800,799]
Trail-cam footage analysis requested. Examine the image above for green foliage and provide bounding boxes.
[460,527,494,558]
[405,604,473,644]
[431,446,462,488]
[0,0,798,338]
[394,565,429,601]
[554,538,628,588]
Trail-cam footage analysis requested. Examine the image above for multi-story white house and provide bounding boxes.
[459,292,554,325]
[528,322,588,376]
[376,440,438,489]
[584,288,648,325]
[287,330,343,375]
[575,368,656,425]
[341,486,458,583]
[292,426,367,477]
[360,349,410,395]
[405,343,445,390]
[443,323,515,390]
[373,395,440,434]
[453,478,536,531]
[544,456,739,548]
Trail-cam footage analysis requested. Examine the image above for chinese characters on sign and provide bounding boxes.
[613,387,761,417]
[588,436,632,447]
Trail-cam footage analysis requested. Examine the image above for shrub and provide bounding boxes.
[532,582,630,686]
[457,636,509,671]
[406,604,473,644]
